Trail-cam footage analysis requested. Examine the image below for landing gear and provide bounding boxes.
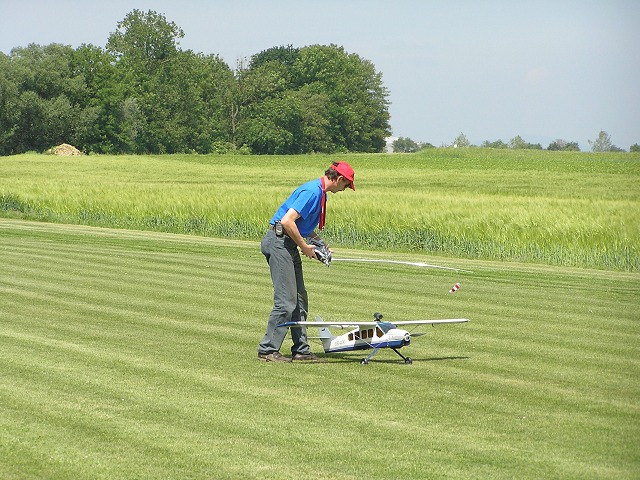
[392,348,412,365]
[361,347,378,365]
[360,348,413,365]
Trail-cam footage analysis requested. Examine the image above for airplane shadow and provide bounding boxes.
[318,353,470,364]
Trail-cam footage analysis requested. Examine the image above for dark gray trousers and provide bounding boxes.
[258,229,310,355]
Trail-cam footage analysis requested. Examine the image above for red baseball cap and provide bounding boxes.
[331,161,355,190]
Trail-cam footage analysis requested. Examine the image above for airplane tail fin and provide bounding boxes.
[315,316,335,352]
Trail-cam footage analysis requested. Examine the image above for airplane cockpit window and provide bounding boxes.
[362,329,372,339]
[350,329,376,341]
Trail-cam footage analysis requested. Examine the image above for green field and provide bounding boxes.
[1,150,639,478]
[1,219,639,479]
[1,149,639,270]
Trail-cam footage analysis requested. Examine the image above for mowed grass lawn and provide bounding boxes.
[1,219,638,479]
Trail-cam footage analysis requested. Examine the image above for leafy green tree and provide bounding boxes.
[234,55,296,153]
[509,135,542,150]
[393,137,421,153]
[106,9,184,153]
[226,46,300,150]
[191,52,237,152]
[547,139,580,151]
[0,52,19,155]
[105,10,232,153]
[70,44,115,152]
[509,135,527,149]
[630,143,640,152]
[107,9,184,73]
[249,45,300,71]
[452,133,470,147]
[588,130,613,152]
[237,43,390,154]
[237,95,298,154]
[1,43,96,153]
[14,91,47,152]
[291,44,390,153]
[481,139,508,149]
[290,86,332,153]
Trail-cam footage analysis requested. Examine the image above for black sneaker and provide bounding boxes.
[291,352,321,362]
[258,351,292,363]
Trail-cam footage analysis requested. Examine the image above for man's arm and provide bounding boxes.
[280,208,316,259]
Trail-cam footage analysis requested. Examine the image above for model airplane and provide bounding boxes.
[279,312,469,364]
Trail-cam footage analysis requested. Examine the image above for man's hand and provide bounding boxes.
[308,237,332,266]
[301,243,317,259]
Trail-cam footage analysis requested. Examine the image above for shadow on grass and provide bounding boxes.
[311,352,471,364]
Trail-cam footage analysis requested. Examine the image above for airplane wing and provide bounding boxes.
[391,319,469,325]
[278,319,469,328]
[278,321,377,328]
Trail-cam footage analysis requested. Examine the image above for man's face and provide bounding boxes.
[327,175,352,193]
[337,176,351,192]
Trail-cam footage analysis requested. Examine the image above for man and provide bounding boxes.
[258,161,356,362]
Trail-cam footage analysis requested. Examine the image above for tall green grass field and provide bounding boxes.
[1,149,638,270]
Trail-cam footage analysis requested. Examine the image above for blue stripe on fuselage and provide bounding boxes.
[327,339,406,353]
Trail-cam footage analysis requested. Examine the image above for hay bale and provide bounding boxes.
[47,144,84,156]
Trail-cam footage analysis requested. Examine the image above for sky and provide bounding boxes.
[2,0,639,150]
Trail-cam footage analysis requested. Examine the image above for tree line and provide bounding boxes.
[0,9,391,156]
[394,131,638,153]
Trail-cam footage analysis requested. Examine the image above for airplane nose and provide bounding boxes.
[403,333,411,344]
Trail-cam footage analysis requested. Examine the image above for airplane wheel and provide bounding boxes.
[405,357,413,365]
[361,358,369,365]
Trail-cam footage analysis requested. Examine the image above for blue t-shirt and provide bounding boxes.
[270,178,324,237]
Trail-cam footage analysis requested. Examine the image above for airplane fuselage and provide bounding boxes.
[323,327,411,353]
